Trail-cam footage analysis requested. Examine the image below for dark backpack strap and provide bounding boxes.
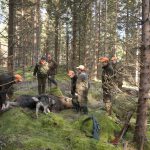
[81,115,100,140]
[81,116,93,138]
[92,115,100,140]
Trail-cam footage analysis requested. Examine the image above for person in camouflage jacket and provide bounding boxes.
[111,57,123,89]
[99,57,114,116]
[76,65,90,114]
[33,56,49,95]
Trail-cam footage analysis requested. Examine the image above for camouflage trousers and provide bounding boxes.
[102,87,112,115]
[104,101,112,116]
[77,90,88,114]
[38,77,47,95]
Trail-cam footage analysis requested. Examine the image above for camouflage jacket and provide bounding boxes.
[102,63,114,89]
[76,72,89,93]
[33,62,49,78]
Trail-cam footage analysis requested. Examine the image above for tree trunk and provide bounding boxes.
[97,0,101,79]
[54,15,59,63]
[71,0,77,70]
[104,0,107,54]
[134,0,150,149]
[125,0,129,62]
[66,19,69,71]
[8,0,15,74]
[113,0,118,55]
[21,0,25,78]
[33,0,40,63]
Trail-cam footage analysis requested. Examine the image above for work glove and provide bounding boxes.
[48,76,52,79]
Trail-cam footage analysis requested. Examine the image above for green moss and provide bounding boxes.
[0,71,146,150]
[14,90,37,98]
[56,72,70,82]
[48,87,63,96]
[0,107,127,150]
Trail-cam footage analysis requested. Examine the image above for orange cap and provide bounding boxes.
[99,57,109,62]
[67,70,75,76]
[14,74,23,82]
[111,57,117,61]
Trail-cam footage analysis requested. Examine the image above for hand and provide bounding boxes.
[48,76,52,79]
[75,93,78,96]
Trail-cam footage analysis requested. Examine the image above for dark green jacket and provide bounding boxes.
[33,62,49,78]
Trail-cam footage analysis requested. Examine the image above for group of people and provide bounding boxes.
[0,53,57,111]
[68,65,90,114]
[67,56,123,116]
[0,53,122,116]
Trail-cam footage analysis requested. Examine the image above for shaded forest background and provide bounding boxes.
[0,0,141,83]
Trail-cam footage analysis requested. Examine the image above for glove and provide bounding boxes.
[75,93,78,96]
[48,76,52,79]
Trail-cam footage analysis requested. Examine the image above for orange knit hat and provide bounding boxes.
[99,57,109,62]
[14,74,23,82]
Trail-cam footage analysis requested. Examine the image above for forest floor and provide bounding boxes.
[0,70,150,150]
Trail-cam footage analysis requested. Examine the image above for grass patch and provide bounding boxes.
[47,87,64,96]
[0,107,126,150]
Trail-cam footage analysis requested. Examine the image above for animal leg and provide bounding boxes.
[36,102,42,118]
[47,108,50,113]
[43,106,48,114]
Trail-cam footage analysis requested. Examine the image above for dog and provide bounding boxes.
[32,94,56,118]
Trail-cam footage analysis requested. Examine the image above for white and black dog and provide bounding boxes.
[32,94,56,118]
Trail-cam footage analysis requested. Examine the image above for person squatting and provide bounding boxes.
[0,73,23,110]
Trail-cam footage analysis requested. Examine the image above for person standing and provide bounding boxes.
[47,54,58,88]
[76,65,90,114]
[0,73,23,110]
[99,57,114,116]
[33,56,49,95]
[67,70,79,111]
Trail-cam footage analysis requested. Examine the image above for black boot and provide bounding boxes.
[82,106,88,114]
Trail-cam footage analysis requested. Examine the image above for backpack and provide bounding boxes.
[81,115,100,140]
[37,62,49,77]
